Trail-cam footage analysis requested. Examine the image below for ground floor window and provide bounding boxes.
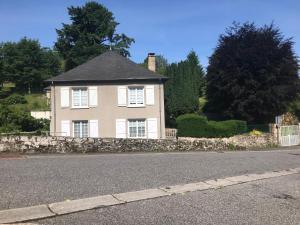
[73,121,88,138]
[128,119,146,138]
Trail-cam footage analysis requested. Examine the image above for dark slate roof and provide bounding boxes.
[47,51,167,83]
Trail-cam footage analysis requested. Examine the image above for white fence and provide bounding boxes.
[279,125,299,146]
[165,128,177,139]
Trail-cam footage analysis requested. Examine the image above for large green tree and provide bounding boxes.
[205,22,299,123]
[165,51,206,126]
[0,38,61,93]
[55,1,134,71]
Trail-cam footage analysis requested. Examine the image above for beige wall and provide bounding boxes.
[31,111,51,120]
[50,82,165,138]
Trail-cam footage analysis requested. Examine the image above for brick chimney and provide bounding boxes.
[148,53,156,72]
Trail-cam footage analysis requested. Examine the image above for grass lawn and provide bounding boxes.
[199,97,207,113]
[8,93,49,112]
[1,82,49,112]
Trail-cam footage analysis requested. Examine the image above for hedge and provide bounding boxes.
[176,114,247,138]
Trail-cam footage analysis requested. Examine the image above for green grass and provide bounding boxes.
[1,81,49,112]
[8,93,49,112]
[199,97,207,113]
[3,82,15,88]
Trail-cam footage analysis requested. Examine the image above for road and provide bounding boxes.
[37,173,300,225]
[1,149,299,210]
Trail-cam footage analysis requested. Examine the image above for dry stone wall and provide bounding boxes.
[0,134,277,154]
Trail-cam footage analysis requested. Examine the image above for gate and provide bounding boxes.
[279,125,299,146]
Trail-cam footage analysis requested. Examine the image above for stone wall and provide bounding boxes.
[0,134,277,154]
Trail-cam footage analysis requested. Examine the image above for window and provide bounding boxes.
[72,88,88,108]
[128,119,146,138]
[73,121,88,138]
[128,87,144,106]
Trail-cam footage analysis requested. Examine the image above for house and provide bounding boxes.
[46,51,167,139]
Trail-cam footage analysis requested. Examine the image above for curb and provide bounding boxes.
[0,167,299,224]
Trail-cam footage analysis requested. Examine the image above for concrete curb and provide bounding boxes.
[48,195,123,215]
[0,205,54,224]
[0,167,299,224]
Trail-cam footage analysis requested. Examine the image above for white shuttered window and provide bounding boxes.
[88,87,98,107]
[146,85,155,105]
[72,88,88,108]
[61,120,70,136]
[128,119,146,138]
[60,87,70,107]
[147,118,158,139]
[118,86,127,106]
[116,119,126,138]
[128,87,144,106]
[89,120,98,138]
[73,121,88,138]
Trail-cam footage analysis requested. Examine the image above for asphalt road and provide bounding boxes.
[1,149,300,211]
[37,173,300,225]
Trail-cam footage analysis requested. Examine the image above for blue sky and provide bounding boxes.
[0,0,299,67]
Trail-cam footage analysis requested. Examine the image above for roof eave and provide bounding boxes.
[45,77,168,84]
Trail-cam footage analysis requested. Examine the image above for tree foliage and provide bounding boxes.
[205,22,300,123]
[164,51,206,126]
[288,95,300,120]
[55,1,134,71]
[0,38,61,93]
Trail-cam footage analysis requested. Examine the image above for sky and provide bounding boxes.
[0,0,299,67]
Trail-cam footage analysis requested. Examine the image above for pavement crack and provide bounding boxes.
[111,194,126,204]
[46,204,58,216]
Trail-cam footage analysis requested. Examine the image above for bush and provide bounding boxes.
[176,114,247,138]
[0,123,20,133]
[176,114,208,137]
[4,94,27,105]
[0,89,12,99]
[0,104,49,133]
[249,129,262,136]
[36,119,50,131]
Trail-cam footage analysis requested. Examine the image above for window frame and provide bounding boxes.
[72,120,89,138]
[127,86,145,107]
[127,119,146,139]
[71,87,89,108]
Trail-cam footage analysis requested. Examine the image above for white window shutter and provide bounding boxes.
[116,119,126,138]
[60,87,69,107]
[61,120,70,137]
[118,86,127,106]
[89,120,99,138]
[147,118,158,139]
[146,85,155,105]
[89,86,98,107]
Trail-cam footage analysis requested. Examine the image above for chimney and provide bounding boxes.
[148,53,156,72]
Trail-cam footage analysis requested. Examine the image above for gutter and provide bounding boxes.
[52,81,56,136]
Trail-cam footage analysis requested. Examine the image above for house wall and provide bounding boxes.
[31,111,51,120]
[50,82,165,138]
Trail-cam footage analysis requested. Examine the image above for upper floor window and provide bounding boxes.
[72,88,88,108]
[128,87,144,106]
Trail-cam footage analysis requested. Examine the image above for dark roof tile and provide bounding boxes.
[47,51,167,83]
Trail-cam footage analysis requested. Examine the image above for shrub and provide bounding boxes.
[4,94,27,105]
[0,124,20,133]
[176,114,208,137]
[36,119,50,131]
[249,129,262,136]
[176,114,247,138]
[0,105,48,133]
